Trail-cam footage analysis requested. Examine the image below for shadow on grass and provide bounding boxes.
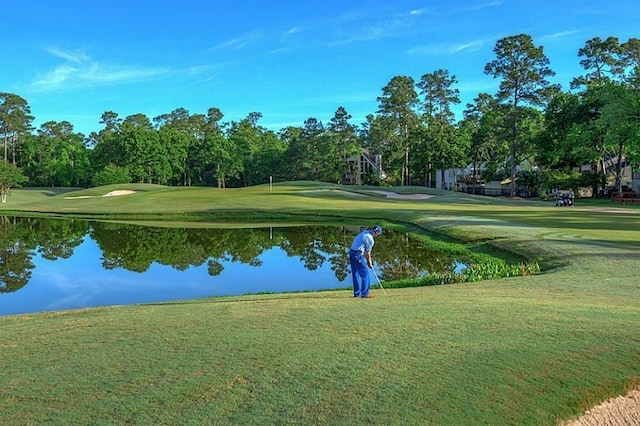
[21,187,84,197]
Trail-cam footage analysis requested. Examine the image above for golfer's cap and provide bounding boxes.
[373,225,383,235]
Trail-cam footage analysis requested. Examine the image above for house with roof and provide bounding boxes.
[345,149,384,185]
[437,157,639,198]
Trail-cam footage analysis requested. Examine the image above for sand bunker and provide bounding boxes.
[65,190,136,199]
[331,189,434,200]
[563,386,640,426]
[366,190,434,200]
[103,190,136,197]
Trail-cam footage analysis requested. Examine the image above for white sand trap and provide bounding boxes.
[563,386,640,426]
[65,190,136,199]
[103,190,136,197]
[329,189,433,200]
[366,190,434,200]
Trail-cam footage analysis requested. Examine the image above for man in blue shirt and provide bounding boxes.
[349,225,383,298]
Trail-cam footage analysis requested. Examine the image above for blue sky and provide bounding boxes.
[2,0,639,136]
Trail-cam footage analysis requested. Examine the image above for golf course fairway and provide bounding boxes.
[0,182,638,425]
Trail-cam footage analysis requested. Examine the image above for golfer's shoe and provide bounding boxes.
[361,295,375,298]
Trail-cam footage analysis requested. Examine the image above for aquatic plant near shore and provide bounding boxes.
[384,260,541,288]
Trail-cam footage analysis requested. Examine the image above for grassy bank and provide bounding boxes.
[1,183,639,425]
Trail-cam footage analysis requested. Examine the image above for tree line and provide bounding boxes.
[1,34,639,200]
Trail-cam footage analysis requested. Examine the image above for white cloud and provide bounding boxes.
[269,47,294,55]
[329,4,432,45]
[333,18,412,45]
[45,46,89,64]
[408,8,430,16]
[460,1,503,12]
[213,31,261,50]
[285,26,300,35]
[29,47,167,92]
[407,38,489,55]
[537,30,580,42]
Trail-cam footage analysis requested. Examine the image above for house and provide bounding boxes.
[580,155,639,195]
[439,156,640,198]
[437,161,537,197]
[345,149,384,185]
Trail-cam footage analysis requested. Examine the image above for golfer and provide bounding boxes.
[349,225,382,298]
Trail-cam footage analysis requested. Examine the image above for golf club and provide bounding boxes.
[371,269,388,296]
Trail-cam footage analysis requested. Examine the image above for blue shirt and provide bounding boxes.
[350,230,375,254]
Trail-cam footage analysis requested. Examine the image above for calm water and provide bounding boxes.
[0,217,468,316]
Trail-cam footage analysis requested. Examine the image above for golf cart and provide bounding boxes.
[555,190,574,207]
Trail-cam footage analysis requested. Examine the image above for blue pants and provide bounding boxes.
[349,250,370,297]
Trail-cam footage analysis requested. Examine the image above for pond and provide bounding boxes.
[0,216,469,316]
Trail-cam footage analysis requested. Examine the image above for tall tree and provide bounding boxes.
[179,108,214,186]
[484,34,557,196]
[537,90,607,195]
[571,36,621,89]
[202,107,240,188]
[182,109,215,186]
[597,82,640,192]
[119,114,169,184]
[89,111,126,176]
[153,107,191,132]
[299,118,325,181]
[417,69,459,122]
[0,93,34,164]
[157,125,189,185]
[416,69,461,188]
[377,76,418,186]
[327,106,359,184]
[620,38,640,83]
[154,107,204,185]
[99,111,122,133]
[459,93,509,192]
[281,126,304,181]
[564,37,625,193]
[252,129,287,185]
[20,121,90,187]
[226,112,265,186]
[568,37,640,194]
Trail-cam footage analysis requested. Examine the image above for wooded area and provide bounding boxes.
[1,34,639,198]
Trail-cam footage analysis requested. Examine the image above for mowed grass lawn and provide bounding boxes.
[1,183,639,425]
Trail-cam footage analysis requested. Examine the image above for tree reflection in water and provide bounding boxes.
[0,216,470,314]
[89,222,465,282]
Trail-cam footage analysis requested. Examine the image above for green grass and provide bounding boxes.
[1,183,639,425]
